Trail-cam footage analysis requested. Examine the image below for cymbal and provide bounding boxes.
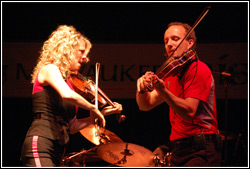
[96,142,155,167]
[80,124,123,145]
[219,131,236,140]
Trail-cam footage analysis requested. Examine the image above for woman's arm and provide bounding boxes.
[38,64,106,127]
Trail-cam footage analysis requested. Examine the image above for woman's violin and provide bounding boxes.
[68,73,109,108]
[68,73,126,122]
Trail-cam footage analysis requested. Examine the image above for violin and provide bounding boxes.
[157,50,196,79]
[68,73,126,122]
[68,73,109,108]
[145,50,196,92]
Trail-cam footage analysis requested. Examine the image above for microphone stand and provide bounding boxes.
[213,71,230,166]
[223,73,229,166]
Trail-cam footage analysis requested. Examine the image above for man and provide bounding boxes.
[136,22,221,166]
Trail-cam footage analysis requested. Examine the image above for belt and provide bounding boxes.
[33,113,68,126]
[204,134,217,142]
[169,134,218,149]
[34,112,43,119]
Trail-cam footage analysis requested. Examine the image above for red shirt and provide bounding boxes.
[164,60,218,141]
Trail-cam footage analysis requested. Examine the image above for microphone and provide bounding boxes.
[221,72,231,77]
[213,71,231,77]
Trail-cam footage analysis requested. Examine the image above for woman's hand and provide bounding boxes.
[90,108,106,128]
[101,102,123,116]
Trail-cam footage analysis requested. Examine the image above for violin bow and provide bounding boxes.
[94,62,126,123]
[95,62,100,108]
[156,6,211,74]
[95,62,101,136]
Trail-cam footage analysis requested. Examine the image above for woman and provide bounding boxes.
[21,25,122,167]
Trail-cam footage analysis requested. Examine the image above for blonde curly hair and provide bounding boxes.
[31,25,92,83]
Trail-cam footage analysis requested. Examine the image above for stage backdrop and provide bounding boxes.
[2,42,248,99]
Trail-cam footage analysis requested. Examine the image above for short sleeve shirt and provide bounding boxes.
[164,60,218,141]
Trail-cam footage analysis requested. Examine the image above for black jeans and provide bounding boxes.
[169,134,222,167]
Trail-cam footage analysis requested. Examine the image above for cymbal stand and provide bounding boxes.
[62,146,97,163]
[99,132,111,144]
[115,143,132,165]
[153,154,163,167]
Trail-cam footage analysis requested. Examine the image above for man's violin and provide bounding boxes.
[157,50,196,80]
[146,50,196,92]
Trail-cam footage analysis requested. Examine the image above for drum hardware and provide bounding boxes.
[219,130,236,140]
[65,126,165,167]
[163,152,172,167]
[96,142,155,167]
[62,146,97,164]
[152,152,172,167]
[152,145,172,167]
[80,124,123,145]
[115,142,133,165]
[70,122,165,167]
[63,124,123,166]
[153,154,162,167]
[61,146,106,167]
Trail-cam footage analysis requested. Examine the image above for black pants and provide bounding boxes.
[154,134,221,167]
[21,135,65,167]
[170,134,222,166]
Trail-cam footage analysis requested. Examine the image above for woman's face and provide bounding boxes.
[69,40,88,72]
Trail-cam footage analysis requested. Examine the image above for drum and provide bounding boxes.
[152,145,172,167]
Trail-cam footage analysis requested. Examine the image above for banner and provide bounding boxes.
[2,42,248,99]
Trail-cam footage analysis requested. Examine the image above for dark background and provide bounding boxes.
[2,2,248,43]
[2,1,248,167]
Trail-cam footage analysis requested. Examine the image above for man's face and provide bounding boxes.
[164,25,193,59]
